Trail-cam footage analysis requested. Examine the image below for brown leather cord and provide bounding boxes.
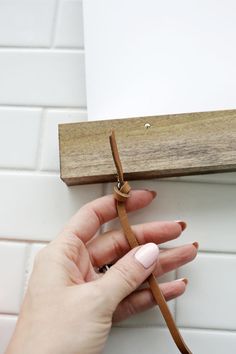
[109,130,192,354]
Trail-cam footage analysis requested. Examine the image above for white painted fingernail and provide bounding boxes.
[134,243,159,269]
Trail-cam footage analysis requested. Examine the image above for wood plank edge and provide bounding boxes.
[61,165,236,186]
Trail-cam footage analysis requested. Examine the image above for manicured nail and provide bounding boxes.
[175,220,187,231]
[144,189,157,199]
[192,241,199,249]
[177,278,188,285]
[135,243,159,269]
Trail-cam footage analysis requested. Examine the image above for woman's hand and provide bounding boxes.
[6,189,198,354]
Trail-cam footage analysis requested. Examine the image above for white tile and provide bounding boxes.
[182,328,236,354]
[0,50,86,107]
[0,315,17,354]
[40,109,87,171]
[0,0,56,47]
[24,243,48,291]
[104,180,236,252]
[0,242,27,313]
[103,327,236,354]
[0,108,41,169]
[103,327,178,354]
[54,0,84,48]
[0,174,102,241]
[176,253,236,330]
[116,272,175,327]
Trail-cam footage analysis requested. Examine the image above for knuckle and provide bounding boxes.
[112,262,139,291]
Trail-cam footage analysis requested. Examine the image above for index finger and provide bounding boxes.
[62,189,156,243]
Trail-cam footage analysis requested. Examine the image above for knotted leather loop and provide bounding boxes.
[113,181,131,202]
[109,129,192,354]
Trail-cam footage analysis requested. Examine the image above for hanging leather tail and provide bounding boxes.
[109,129,192,354]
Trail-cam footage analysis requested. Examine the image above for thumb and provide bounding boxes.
[99,243,159,309]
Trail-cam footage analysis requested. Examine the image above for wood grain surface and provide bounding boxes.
[59,109,236,185]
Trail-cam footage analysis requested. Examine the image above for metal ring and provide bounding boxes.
[98,264,112,273]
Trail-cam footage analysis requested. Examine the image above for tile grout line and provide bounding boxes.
[178,326,236,333]
[113,324,236,333]
[0,169,59,176]
[0,104,87,110]
[174,268,179,328]
[197,249,236,256]
[50,0,61,48]
[21,243,32,300]
[0,47,85,53]
[0,312,18,317]
[35,108,47,171]
[0,41,84,48]
[173,268,178,321]
[0,238,49,244]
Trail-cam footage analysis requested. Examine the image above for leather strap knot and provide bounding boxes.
[113,181,131,202]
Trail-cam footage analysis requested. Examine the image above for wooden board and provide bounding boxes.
[59,109,236,185]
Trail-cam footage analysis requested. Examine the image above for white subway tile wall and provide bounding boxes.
[0,1,235,353]
[177,253,236,330]
[0,0,56,47]
[0,316,17,354]
[0,50,86,107]
[0,174,102,241]
[54,0,84,48]
[0,108,41,169]
[0,242,28,314]
[104,328,236,354]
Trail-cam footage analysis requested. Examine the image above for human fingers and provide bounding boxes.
[87,221,185,267]
[96,243,197,283]
[153,243,198,278]
[61,189,156,243]
[98,243,159,310]
[113,279,187,322]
